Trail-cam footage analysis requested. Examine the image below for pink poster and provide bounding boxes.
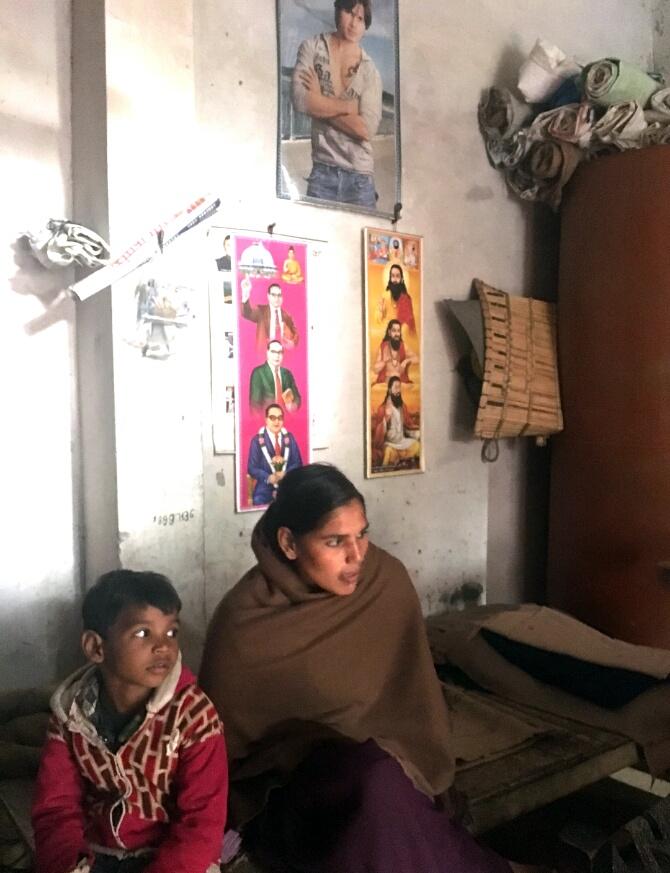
[234,236,310,511]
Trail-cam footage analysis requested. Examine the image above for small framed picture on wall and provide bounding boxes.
[364,228,424,478]
[276,0,401,219]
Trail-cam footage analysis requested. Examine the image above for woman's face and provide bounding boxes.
[279,499,369,596]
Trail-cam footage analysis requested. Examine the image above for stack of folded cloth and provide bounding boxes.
[479,39,669,209]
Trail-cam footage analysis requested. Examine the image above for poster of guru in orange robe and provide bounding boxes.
[364,228,424,478]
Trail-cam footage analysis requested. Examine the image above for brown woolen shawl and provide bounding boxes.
[199,522,455,827]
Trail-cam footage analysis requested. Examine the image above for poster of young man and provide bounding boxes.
[364,228,424,478]
[234,235,311,511]
[276,0,400,219]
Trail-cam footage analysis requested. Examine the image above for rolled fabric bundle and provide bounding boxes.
[483,132,529,171]
[640,122,670,147]
[500,130,530,169]
[518,38,581,103]
[482,136,509,169]
[592,100,647,148]
[583,58,660,108]
[528,103,596,148]
[644,109,670,125]
[525,140,583,209]
[478,87,532,141]
[527,107,557,141]
[550,102,597,147]
[506,163,541,203]
[649,87,670,116]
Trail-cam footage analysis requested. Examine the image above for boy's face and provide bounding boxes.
[84,605,180,696]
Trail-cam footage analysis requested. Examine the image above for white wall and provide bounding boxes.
[0,0,80,688]
[0,0,661,687]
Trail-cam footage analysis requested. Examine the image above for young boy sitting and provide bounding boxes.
[32,570,228,873]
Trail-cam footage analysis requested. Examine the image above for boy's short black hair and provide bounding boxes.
[82,570,182,637]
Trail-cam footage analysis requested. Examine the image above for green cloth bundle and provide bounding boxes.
[583,58,660,108]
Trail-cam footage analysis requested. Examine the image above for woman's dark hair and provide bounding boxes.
[334,0,372,30]
[262,463,366,555]
[82,569,182,637]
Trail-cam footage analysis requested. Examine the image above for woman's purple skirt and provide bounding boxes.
[244,739,511,873]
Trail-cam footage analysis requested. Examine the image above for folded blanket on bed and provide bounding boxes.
[427,604,670,776]
[444,683,543,764]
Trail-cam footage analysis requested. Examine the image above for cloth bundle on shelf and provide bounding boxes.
[508,139,582,210]
[591,100,647,149]
[479,40,668,209]
[582,58,660,108]
[517,38,581,104]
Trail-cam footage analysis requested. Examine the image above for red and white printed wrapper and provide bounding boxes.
[69,194,220,301]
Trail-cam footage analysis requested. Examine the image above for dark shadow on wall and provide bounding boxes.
[523,203,559,603]
[521,204,560,603]
[436,294,481,444]
[524,203,560,302]
[491,43,527,91]
[522,439,552,604]
[479,199,560,605]
[492,203,559,605]
[1,597,84,692]
[48,597,86,682]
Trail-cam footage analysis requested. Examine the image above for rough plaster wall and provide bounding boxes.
[194,0,493,624]
[654,0,670,79]
[194,0,656,625]
[103,0,209,668]
[0,0,660,688]
[0,0,81,688]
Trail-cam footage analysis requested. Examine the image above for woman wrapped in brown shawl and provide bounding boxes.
[199,463,514,873]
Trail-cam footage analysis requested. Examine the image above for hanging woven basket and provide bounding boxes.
[474,278,563,443]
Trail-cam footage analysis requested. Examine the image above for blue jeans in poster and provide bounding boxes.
[306,162,377,209]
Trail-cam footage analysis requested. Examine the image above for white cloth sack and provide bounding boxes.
[518,38,581,103]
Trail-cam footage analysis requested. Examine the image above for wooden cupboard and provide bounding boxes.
[547,146,670,646]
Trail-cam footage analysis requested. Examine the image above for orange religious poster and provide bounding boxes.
[364,228,424,478]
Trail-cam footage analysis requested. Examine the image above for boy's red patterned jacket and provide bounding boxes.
[32,657,228,873]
